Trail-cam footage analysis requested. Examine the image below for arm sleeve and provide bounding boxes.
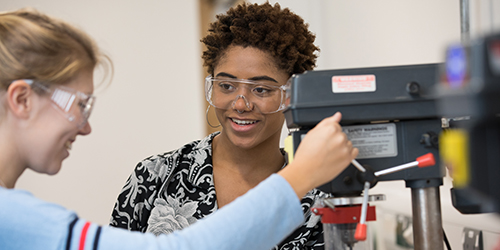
[98,174,304,250]
[0,174,303,250]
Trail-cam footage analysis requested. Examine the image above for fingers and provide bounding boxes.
[331,112,342,123]
[311,112,343,138]
[347,140,358,157]
[351,147,359,159]
[323,114,358,164]
[347,139,353,148]
[318,112,342,126]
[344,134,359,161]
[346,140,354,155]
[284,112,359,194]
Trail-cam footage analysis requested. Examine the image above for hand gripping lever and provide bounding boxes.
[352,153,436,241]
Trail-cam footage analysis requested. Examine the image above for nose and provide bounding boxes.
[78,121,92,135]
[232,95,253,113]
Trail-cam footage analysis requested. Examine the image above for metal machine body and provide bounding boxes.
[437,32,500,214]
[284,63,445,250]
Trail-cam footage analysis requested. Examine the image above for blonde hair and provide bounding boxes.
[0,8,112,89]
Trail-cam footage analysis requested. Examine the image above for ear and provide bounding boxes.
[6,80,34,119]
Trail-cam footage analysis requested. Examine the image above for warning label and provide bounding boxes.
[332,74,376,93]
[342,123,398,159]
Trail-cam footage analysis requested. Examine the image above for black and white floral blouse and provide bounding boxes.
[110,132,327,249]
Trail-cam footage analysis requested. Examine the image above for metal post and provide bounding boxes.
[460,0,470,43]
[411,186,444,250]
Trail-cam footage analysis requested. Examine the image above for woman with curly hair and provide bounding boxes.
[0,7,358,250]
[110,3,332,249]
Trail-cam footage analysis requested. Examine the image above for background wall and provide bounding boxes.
[2,0,500,249]
[1,0,205,225]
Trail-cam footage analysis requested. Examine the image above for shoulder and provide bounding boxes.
[0,188,78,241]
[0,188,71,216]
[136,132,219,180]
[0,189,103,250]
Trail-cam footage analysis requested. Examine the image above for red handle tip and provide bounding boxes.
[354,223,367,241]
[416,153,435,167]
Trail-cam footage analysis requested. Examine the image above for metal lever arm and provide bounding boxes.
[352,153,436,242]
[374,153,435,177]
[354,181,370,241]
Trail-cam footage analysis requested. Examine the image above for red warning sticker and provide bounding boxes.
[332,75,376,93]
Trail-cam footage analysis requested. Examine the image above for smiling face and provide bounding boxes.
[21,69,94,175]
[213,45,289,150]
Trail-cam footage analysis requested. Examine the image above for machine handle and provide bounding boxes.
[354,224,367,241]
[354,153,436,241]
[354,181,370,241]
[351,159,366,172]
[416,153,436,167]
[374,153,436,177]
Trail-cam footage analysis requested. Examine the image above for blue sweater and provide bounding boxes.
[0,174,303,250]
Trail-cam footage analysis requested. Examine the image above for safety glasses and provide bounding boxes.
[23,79,95,129]
[205,75,286,114]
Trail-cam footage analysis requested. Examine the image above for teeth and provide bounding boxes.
[231,118,257,125]
[65,141,72,150]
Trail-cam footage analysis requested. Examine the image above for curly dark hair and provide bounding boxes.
[201,2,319,76]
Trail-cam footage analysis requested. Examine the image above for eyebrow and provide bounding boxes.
[215,72,278,83]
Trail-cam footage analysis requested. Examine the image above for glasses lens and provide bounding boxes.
[206,77,284,114]
[70,93,95,128]
[52,88,76,112]
[26,80,94,128]
[51,87,94,128]
[80,96,95,124]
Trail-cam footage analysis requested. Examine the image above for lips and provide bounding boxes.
[229,117,260,133]
[230,118,258,125]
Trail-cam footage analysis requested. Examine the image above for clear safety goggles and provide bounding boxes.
[204,75,287,114]
[24,79,95,129]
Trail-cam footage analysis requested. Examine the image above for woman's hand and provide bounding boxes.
[278,112,358,198]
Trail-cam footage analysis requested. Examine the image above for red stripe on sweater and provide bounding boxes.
[79,222,91,250]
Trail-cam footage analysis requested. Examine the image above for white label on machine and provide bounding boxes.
[331,74,376,93]
[342,123,397,159]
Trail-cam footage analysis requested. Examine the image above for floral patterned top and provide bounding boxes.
[110,132,327,249]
